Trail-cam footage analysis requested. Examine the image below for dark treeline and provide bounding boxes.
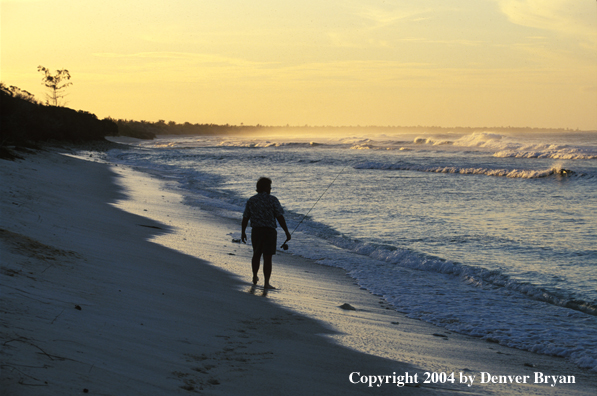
[114,119,586,139]
[111,119,268,139]
[1,83,117,147]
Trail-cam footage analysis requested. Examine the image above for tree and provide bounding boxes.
[37,65,72,106]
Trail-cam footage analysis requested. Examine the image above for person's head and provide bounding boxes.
[256,177,272,193]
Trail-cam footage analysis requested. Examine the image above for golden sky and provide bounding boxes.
[2,0,596,129]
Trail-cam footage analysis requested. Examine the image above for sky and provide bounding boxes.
[1,0,596,129]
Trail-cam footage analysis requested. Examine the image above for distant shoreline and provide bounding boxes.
[111,120,597,140]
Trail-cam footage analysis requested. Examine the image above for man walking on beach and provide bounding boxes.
[241,177,291,289]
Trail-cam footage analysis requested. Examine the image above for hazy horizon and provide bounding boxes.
[115,119,597,133]
[2,0,596,130]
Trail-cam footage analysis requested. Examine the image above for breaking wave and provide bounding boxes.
[354,162,575,179]
[413,131,597,160]
[329,238,597,316]
[494,149,597,160]
[414,137,453,145]
[216,141,329,148]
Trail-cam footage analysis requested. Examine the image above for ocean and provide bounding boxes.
[105,128,597,372]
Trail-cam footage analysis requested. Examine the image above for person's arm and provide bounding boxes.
[241,217,249,243]
[277,215,291,241]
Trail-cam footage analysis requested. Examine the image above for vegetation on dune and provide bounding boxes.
[1,83,118,152]
[109,119,266,139]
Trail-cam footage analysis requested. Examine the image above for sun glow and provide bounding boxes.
[1,0,596,129]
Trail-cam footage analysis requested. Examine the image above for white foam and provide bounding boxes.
[279,228,597,372]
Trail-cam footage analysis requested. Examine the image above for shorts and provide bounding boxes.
[251,227,277,256]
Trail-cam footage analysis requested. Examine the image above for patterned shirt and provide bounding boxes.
[243,192,284,229]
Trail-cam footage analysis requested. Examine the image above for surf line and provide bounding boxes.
[281,162,352,250]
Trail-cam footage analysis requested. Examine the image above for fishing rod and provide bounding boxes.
[281,162,351,250]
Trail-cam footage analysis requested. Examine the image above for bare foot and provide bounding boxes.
[264,283,276,290]
[252,275,259,285]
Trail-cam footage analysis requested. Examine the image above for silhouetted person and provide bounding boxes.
[241,177,291,289]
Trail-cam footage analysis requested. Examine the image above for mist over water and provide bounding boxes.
[107,128,597,371]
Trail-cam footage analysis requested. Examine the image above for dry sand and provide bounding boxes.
[1,146,595,395]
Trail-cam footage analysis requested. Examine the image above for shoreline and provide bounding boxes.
[1,147,595,395]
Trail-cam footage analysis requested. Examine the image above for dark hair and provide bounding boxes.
[256,177,272,193]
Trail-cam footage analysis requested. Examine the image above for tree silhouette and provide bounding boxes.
[37,65,72,106]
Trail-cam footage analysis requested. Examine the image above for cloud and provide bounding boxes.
[495,0,597,44]
[357,7,434,29]
[92,52,271,67]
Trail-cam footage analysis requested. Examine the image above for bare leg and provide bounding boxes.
[252,252,261,284]
[263,255,275,289]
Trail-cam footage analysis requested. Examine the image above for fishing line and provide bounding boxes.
[281,162,351,250]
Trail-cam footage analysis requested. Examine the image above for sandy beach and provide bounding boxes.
[1,146,596,396]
